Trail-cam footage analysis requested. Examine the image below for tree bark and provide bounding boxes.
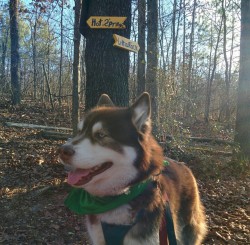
[9,0,21,105]
[182,0,186,85]
[221,0,230,121]
[146,0,158,134]
[72,0,82,135]
[158,0,166,73]
[0,16,9,91]
[137,0,146,96]
[58,1,64,105]
[80,39,86,103]
[170,0,177,91]
[81,0,131,110]
[42,64,54,110]
[234,0,250,158]
[46,23,51,103]
[186,0,197,117]
[204,18,223,123]
[32,15,38,100]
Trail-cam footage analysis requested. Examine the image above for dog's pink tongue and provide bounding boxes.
[67,169,91,185]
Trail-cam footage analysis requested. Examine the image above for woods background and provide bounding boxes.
[1,0,242,130]
[2,0,250,160]
[0,1,250,244]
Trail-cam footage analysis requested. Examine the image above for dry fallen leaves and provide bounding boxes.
[0,101,249,244]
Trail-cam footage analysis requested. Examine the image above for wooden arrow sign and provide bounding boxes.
[113,34,140,53]
[87,16,127,29]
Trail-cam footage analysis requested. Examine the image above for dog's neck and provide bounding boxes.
[131,134,165,185]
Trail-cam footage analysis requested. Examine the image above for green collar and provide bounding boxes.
[64,180,150,215]
[64,160,169,215]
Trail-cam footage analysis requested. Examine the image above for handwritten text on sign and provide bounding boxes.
[113,34,140,53]
[87,16,126,29]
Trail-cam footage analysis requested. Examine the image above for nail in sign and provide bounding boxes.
[87,16,127,29]
[113,34,140,53]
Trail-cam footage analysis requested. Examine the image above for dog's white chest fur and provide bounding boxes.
[99,204,134,225]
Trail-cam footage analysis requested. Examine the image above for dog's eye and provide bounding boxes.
[95,131,106,139]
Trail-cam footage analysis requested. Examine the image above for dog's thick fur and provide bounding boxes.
[59,93,207,245]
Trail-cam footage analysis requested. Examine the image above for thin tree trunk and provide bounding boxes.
[47,23,51,103]
[173,0,181,93]
[0,17,9,91]
[137,0,146,96]
[146,0,158,134]
[42,64,54,110]
[32,15,37,99]
[131,6,137,100]
[221,0,230,121]
[182,0,186,85]
[181,0,186,118]
[186,0,197,117]
[204,24,213,123]
[58,2,64,105]
[72,0,82,135]
[228,15,234,87]
[9,0,20,105]
[171,0,177,91]
[158,0,166,94]
[159,0,166,72]
[80,39,86,104]
[204,18,223,122]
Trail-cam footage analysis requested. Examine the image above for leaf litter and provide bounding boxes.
[0,101,249,244]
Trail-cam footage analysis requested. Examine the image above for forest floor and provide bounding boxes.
[0,99,249,245]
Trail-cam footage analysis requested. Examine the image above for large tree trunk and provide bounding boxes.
[234,0,250,158]
[72,0,82,135]
[81,0,131,110]
[137,0,146,96]
[146,0,158,134]
[9,0,21,105]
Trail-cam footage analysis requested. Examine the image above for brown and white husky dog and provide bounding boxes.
[58,92,207,245]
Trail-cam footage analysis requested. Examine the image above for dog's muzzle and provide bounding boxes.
[58,144,75,163]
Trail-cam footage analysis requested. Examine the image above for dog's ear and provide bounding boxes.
[131,92,151,131]
[97,94,114,107]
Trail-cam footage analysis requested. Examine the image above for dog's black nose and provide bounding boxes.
[58,145,75,159]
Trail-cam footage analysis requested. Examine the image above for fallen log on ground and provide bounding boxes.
[187,147,232,156]
[4,122,235,146]
[163,135,235,146]
[188,136,235,145]
[39,130,72,140]
[5,122,72,132]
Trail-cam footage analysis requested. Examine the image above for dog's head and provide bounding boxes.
[58,92,162,196]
